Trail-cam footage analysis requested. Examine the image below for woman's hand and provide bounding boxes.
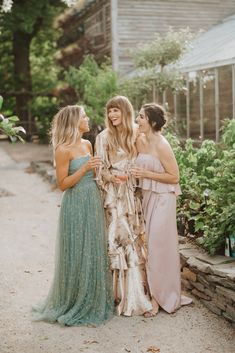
[110,175,127,184]
[130,166,147,179]
[85,156,102,171]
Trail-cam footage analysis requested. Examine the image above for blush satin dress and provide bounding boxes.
[136,153,192,313]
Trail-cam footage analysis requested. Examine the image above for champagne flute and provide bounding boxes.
[93,154,102,181]
[129,162,139,188]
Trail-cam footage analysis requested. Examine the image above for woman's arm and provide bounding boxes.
[55,146,101,191]
[132,141,179,184]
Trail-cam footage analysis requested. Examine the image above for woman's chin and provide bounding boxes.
[80,128,90,134]
[112,122,122,127]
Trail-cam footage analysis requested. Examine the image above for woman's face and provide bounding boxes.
[79,109,90,133]
[108,107,122,126]
[136,108,150,133]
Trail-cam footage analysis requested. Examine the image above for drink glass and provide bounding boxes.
[93,155,102,181]
[128,162,139,188]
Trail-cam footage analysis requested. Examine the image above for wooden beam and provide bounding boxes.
[163,90,166,107]
[111,0,119,71]
[181,59,235,74]
[173,93,178,131]
[152,83,156,102]
[215,68,219,142]
[199,71,204,140]
[186,75,190,138]
[232,64,235,120]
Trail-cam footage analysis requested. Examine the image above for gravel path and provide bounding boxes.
[0,143,234,353]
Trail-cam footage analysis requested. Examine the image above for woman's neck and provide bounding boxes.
[116,124,123,133]
[145,129,161,140]
[75,136,82,144]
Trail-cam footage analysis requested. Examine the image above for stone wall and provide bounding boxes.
[179,238,235,326]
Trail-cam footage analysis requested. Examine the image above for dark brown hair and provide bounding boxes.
[142,103,167,131]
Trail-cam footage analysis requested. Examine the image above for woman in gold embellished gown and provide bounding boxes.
[95,96,152,316]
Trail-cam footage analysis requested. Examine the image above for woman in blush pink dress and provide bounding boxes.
[131,103,192,317]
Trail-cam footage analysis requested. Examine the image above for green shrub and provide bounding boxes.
[166,119,235,254]
[0,95,26,142]
[64,55,118,125]
[31,96,59,142]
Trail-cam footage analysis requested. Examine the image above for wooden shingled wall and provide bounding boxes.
[116,0,235,74]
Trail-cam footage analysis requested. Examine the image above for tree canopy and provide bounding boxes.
[0,0,66,134]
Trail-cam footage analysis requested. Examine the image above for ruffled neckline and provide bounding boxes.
[136,153,181,196]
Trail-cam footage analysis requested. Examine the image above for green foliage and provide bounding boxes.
[31,96,59,142]
[1,1,65,33]
[0,95,26,142]
[1,0,73,13]
[64,55,118,125]
[166,119,235,255]
[120,75,153,109]
[121,29,193,108]
[0,1,65,140]
[0,26,14,93]
[30,12,63,93]
[135,28,193,69]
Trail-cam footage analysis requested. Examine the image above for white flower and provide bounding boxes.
[1,0,13,13]
[203,189,210,198]
[14,126,26,134]
[61,0,77,6]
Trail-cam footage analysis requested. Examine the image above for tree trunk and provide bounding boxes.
[13,30,34,136]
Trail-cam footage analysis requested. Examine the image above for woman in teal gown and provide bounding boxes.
[32,105,114,326]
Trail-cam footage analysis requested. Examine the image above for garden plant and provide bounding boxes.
[166,119,235,255]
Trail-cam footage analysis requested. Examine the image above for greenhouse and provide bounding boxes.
[178,14,235,141]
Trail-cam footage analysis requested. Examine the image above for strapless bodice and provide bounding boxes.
[69,155,94,186]
[136,153,181,196]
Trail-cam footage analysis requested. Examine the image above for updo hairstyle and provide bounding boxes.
[142,103,167,131]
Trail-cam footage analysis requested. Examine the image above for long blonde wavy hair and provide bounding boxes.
[51,105,84,151]
[105,96,137,157]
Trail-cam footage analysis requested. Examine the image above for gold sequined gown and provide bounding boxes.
[95,130,152,316]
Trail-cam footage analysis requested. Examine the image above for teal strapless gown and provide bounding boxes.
[32,156,114,326]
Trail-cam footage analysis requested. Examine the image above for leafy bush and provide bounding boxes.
[31,96,59,143]
[64,55,118,125]
[121,28,194,107]
[166,119,235,254]
[0,95,26,142]
[135,28,194,69]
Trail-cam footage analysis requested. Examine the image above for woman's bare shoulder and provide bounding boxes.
[136,133,146,151]
[55,144,71,162]
[82,138,91,147]
[56,144,70,155]
[81,138,92,152]
[157,135,174,157]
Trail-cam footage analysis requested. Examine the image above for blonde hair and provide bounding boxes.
[51,105,84,151]
[105,96,136,157]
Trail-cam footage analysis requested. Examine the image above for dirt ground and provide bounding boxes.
[0,141,234,353]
